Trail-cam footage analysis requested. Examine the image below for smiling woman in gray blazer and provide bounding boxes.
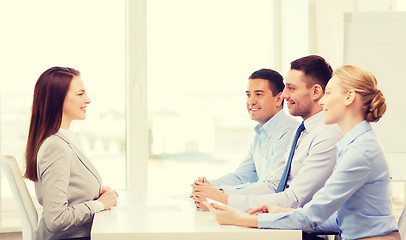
[24,67,118,240]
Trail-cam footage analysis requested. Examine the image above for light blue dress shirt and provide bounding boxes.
[227,112,341,211]
[257,121,398,239]
[210,110,299,189]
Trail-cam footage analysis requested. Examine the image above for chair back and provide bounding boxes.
[0,156,38,240]
[399,204,406,240]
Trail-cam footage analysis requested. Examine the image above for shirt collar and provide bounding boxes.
[336,120,372,151]
[58,128,84,152]
[302,111,324,133]
[254,109,286,136]
[58,128,71,140]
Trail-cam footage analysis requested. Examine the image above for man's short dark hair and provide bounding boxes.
[249,68,284,96]
[290,55,333,90]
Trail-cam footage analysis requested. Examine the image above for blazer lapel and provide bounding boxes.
[55,132,103,186]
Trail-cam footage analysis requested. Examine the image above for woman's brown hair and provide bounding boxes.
[24,67,80,181]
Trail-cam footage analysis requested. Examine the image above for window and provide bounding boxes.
[0,0,126,210]
[147,0,277,193]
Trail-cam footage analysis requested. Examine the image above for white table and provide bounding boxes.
[91,191,301,240]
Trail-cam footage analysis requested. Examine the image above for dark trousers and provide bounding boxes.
[302,231,329,240]
[58,237,90,240]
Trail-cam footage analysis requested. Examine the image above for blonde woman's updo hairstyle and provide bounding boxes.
[334,65,386,122]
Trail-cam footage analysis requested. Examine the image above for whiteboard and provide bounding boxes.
[344,12,406,153]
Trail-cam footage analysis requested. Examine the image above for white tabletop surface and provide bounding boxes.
[91,191,301,240]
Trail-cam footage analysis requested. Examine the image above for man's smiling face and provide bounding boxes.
[246,78,281,126]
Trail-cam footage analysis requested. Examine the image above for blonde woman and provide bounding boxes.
[205,65,400,240]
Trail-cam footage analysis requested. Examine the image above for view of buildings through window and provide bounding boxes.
[147,0,276,193]
[0,1,126,204]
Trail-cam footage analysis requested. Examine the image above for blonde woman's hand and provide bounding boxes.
[249,204,293,215]
[203,201,258,227]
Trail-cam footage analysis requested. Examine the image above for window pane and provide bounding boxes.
[0,0,126,206]
[147,0,274,193]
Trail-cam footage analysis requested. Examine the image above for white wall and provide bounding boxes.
[311,0,395,67]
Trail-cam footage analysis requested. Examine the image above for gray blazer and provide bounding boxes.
[35,131,102,240]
